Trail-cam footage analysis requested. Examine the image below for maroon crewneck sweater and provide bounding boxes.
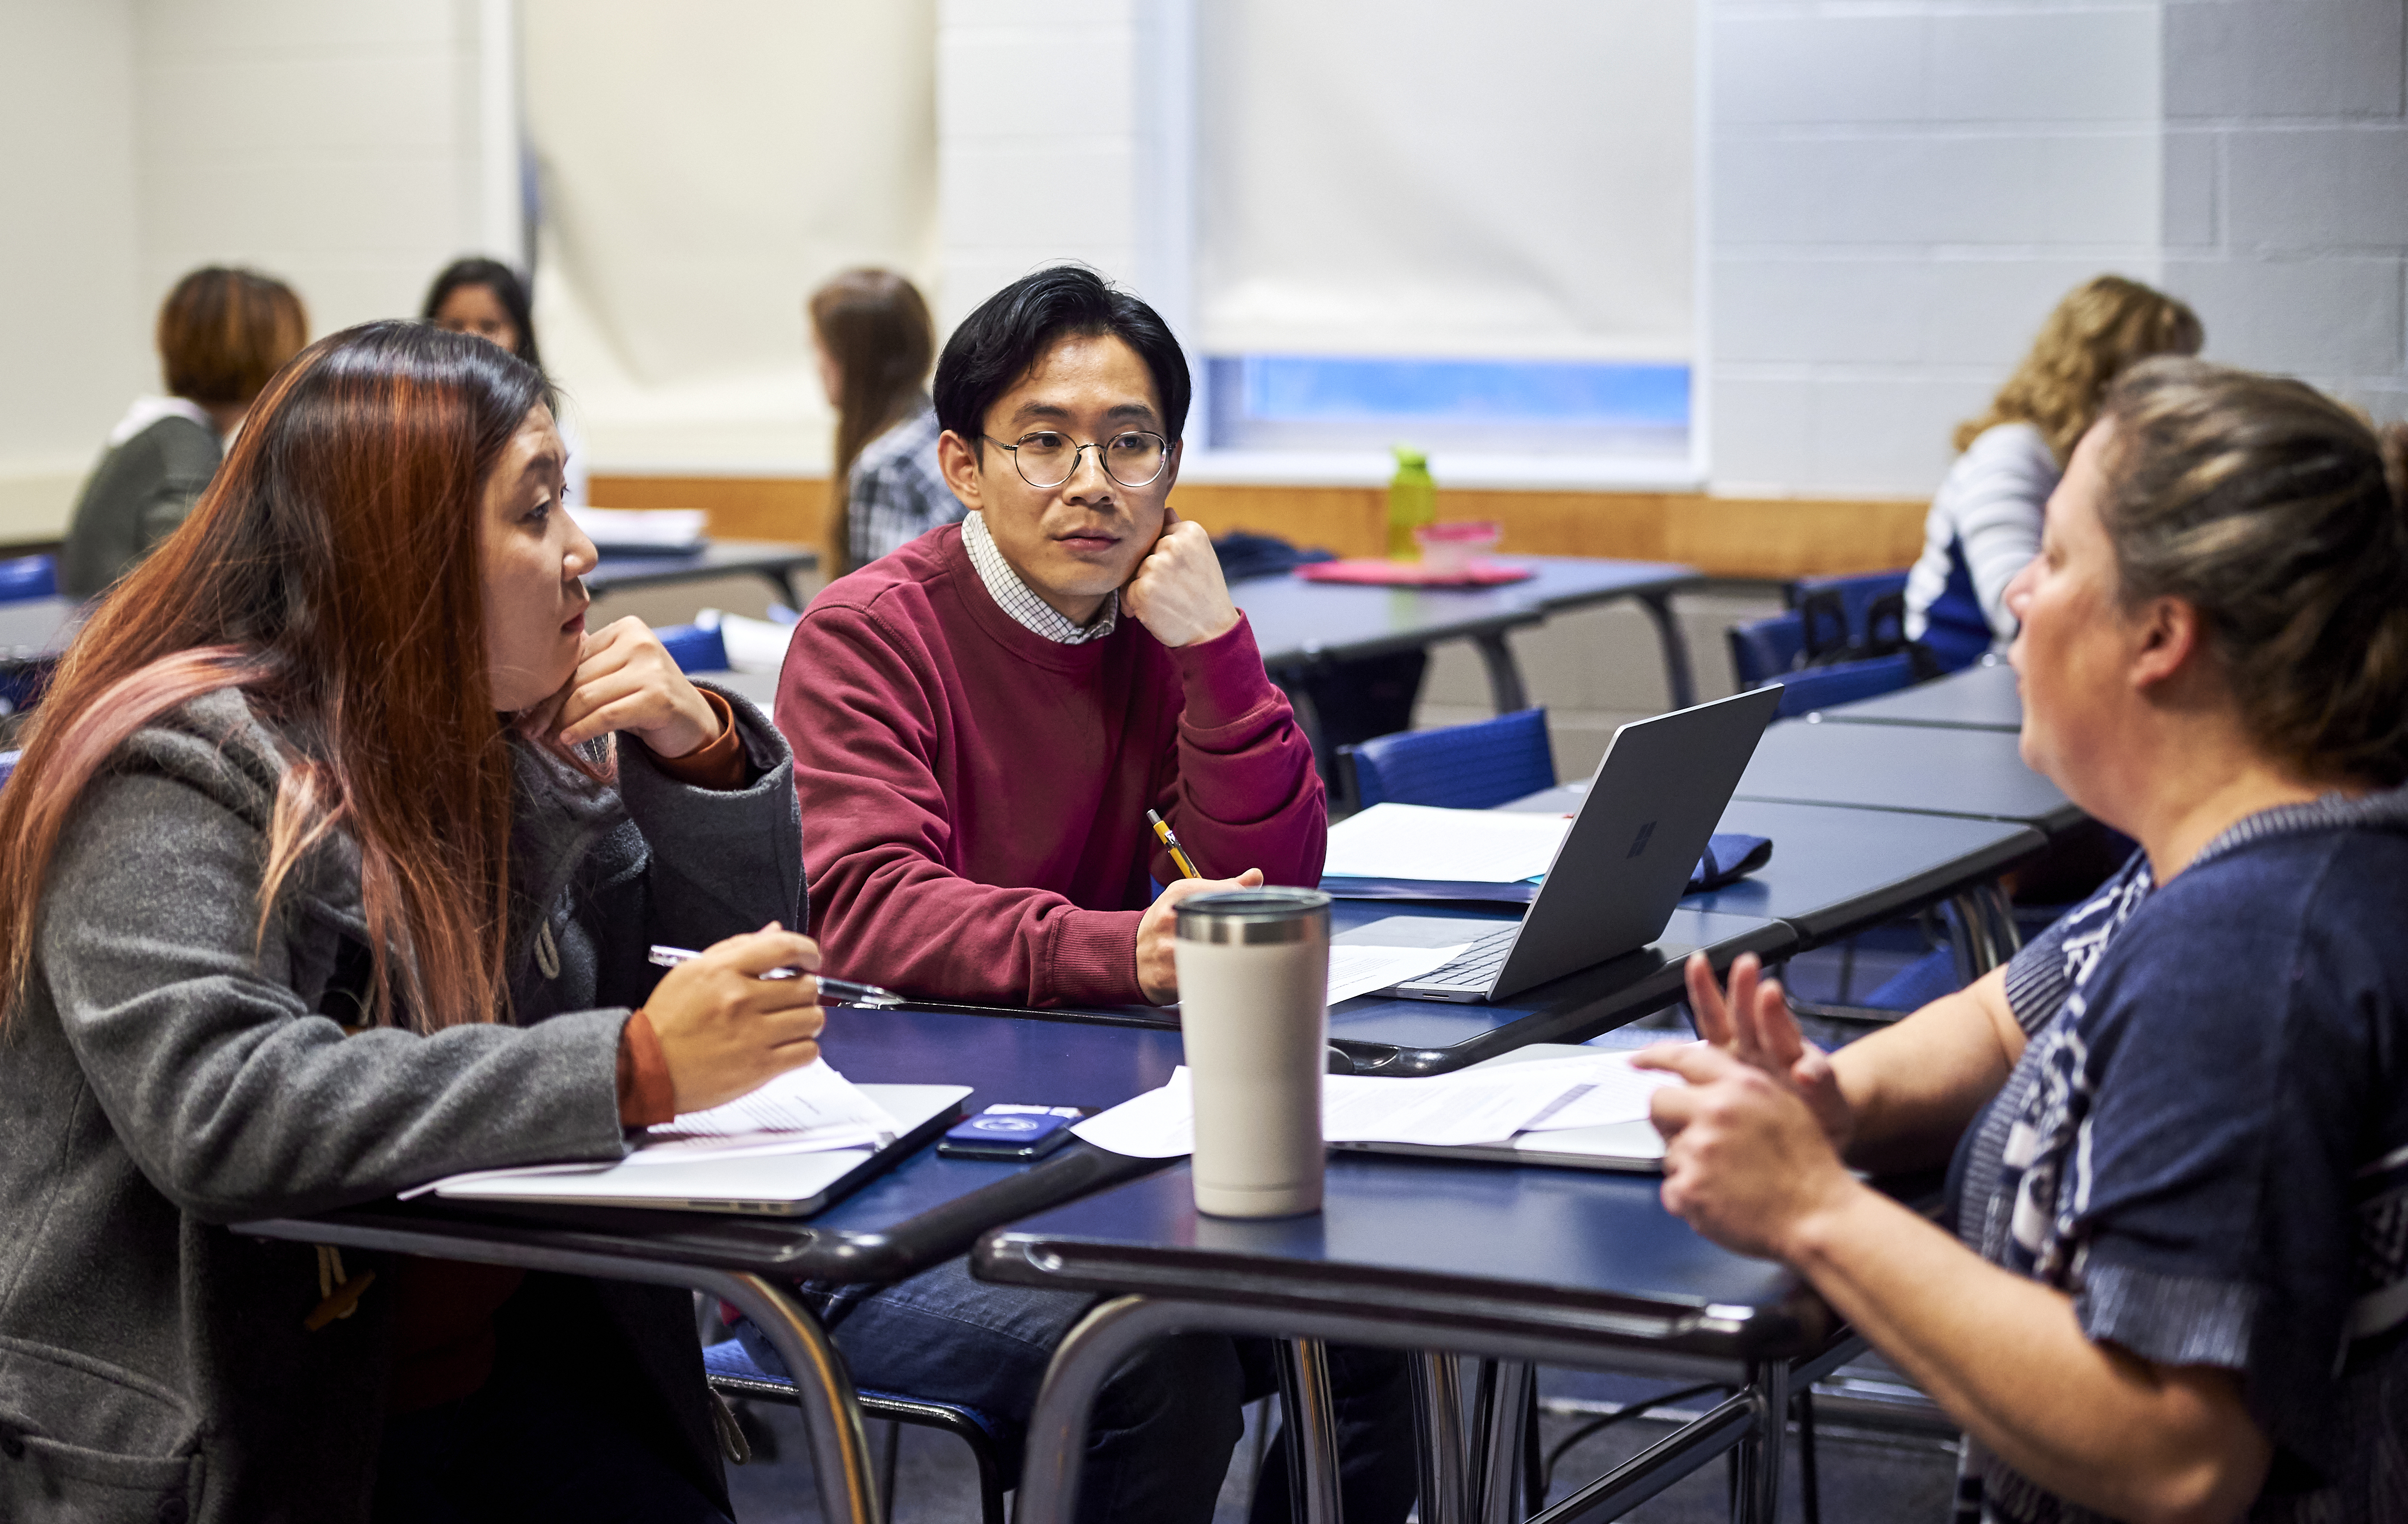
[774,524,1325,1007]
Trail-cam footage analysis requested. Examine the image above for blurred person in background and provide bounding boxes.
[810,268,956,576]
[424,256,589,512]
[61,267,307,597]
[1905,275,2203,669]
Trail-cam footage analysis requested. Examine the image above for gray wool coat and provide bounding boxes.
[0,680,803,1523]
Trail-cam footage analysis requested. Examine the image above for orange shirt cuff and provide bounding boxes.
[647,689,748,790]
[616,1008,677,1127]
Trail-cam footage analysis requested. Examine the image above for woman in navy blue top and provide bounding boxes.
[1639,357,2408,1524]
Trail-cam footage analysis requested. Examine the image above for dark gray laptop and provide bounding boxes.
[1390,687,1783,1002]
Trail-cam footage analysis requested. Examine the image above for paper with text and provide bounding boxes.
[1322,804,1572,884]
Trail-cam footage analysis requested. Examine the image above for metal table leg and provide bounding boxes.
[231,1224,884,1524]
[1475,1361,1532,1524]
[1470,632,1533,714]
[1277,1339,1346,1524]
[1638,592,1699,710]
[1412,1351,1472,1524]
[1734,1357,1791,1524]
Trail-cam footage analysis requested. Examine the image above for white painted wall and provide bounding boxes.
[1704,0,2169,497]
[0,0,512,541]
[1704,0,2408,498]
[934,0,1192,338]
[2160,0,2407,422]
[0,0,146,540]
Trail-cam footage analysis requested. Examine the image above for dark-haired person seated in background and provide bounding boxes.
[422,254,588,511]
[753,266,1412,1524]
[775,263,1322,1008]
[1639,358,2408,1523]
[0,321,815,1523]
[61,265,307,596]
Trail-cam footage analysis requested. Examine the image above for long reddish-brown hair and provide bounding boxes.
[0,321,556,1033]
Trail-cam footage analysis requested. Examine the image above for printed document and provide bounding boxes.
[1322,803,1572,884]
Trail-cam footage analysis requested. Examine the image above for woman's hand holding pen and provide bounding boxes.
[1123,507,1240,649]
[1135,869,1264,1004]
[645,924,826,1112]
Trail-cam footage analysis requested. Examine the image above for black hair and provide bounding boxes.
[420,256,541,373]
[933,266,1189,453]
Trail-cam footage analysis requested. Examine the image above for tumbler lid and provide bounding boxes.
[1174,887,1332,945]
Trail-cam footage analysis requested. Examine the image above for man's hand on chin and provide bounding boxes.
[1123,507,1241,648]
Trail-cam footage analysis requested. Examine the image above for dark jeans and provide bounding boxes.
[373,1337,732,1524]
[735,1255,1418,1524]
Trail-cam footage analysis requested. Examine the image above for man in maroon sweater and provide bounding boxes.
[776,271,1325,1009]
[752,269,1414,1524]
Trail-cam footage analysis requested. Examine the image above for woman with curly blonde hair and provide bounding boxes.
[1904,275,2202,667]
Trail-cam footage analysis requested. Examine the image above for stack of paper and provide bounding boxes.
[1323,803,1571,885]
[401,1060,903,1200]
[568,506,708,554]
[1069,1050,1684,1160]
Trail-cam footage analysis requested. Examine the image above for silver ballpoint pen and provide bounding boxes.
[646,945,903,1008]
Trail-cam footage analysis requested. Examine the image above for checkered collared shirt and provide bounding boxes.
[960,511,1119,645]
[847,397,964,566]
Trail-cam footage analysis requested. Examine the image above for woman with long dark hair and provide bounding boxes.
[0,322,815,1522]
[809,268,955,576]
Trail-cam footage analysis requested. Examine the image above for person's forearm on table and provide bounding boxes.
[1830,968,2027,1172]
[1781,1186,2270,1524]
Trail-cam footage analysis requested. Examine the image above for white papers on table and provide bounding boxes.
[649,1059,903,1144]
[1327,942,1471,1004]
[398,1060,904,1200]
[1322,804,1572,884]
[704,610,796,674]
[1068,1051,1688,1161]
[567,506,707,550]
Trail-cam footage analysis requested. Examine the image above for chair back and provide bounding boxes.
[1771,653,1919,718]
[1917,537,1993,674]
[1725,612,1806,690]
[0,554,56,604]
[655,622,730,674]
[1342,707,1555,812]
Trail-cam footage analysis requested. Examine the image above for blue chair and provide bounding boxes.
[1726,612,1806,692]
[655,621,730,675]
[0,750,18,790]
[1341,707,1555,812]
[0,555,56,604]
[1767,654,1921,718]
[1917,537,1993,675]
[702,1338,1010,1524]
[1788,569,1909,654]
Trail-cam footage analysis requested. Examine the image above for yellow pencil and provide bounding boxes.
[1146,809,1201,880]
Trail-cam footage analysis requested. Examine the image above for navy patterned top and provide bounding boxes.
[1946,786,2408,1523]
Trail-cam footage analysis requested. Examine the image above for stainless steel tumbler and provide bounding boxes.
[1174,887,1331,1218]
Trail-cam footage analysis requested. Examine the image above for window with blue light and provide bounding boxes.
[1204,356,1692,458]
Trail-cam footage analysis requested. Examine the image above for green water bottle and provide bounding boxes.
[1386,446,1435,559]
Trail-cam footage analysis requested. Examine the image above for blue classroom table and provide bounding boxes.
[237,1007,1190,1524]
[1234,554,1705,718]
[1808,655,2021,732]
[978,1151,1862,1524]
[1735,713,2082,835]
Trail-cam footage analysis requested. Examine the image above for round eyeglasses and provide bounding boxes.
[983,429,1172,490]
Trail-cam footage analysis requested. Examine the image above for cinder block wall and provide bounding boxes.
[1706,0,2408,497]
[2161,0,2407,420]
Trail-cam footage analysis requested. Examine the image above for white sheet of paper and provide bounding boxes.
[1070,1070,1196,1158]
[1322,1069,1590,1147]
[566,506,707,548]
[648,1059,903,1143]
[1322,803,1572,884]
[1498,1054,1686,1131]
[1069,1062,1632,1159]
[1327,943,1471,1004]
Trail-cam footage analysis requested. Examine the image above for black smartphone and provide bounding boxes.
[934,1104,1089,1161]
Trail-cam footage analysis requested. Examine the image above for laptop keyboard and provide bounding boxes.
[1400,925,1521,993]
